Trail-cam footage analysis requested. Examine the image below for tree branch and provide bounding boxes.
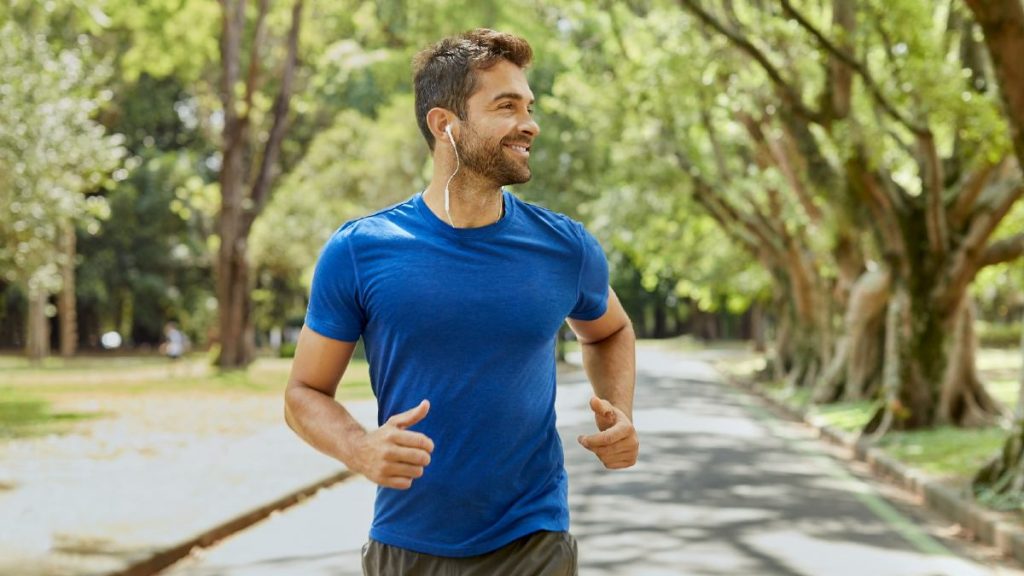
[934,178,1024,312]
[948,160,1002,232]
[673,149,787,259]
[219,0,246,141]
[920,132,948,256]
[243,0,271,121]
[768,127,823,225]
[980,233,1024,268]
[779,0,930,136]
[848,152,908,262]
[244,0,303,234]
[678,0,823,123]
[820,0,855,122]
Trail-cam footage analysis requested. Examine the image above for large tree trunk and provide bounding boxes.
[214,0,303,368]
[881,289,1001,430]
[58,222,77,357]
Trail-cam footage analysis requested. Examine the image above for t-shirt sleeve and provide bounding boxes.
[304,226,366,342]
[568,222,609,321]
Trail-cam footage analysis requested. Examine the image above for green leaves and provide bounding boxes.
[0,21,124,289]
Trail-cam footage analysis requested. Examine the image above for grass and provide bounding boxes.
[0,353,373,438]
[702,340,1020,484]
[878,426,1005,480]
[808,400,876,433]
[0,387,108,438]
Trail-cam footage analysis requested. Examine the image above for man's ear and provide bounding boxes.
[426,107,457,143]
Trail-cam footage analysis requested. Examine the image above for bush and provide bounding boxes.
[279,342,297,358]
[977,321,1022,348]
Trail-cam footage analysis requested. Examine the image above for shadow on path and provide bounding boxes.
[559,348,998,576]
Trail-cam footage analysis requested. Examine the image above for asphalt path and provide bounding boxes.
[161,345,1022,576]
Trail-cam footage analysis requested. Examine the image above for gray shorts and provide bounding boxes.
[361,530,578,576]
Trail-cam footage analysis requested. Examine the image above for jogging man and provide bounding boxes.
[284,28,638,575]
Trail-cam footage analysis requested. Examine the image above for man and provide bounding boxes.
[284,28,638,575]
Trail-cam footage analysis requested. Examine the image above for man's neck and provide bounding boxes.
[423,171,505,229]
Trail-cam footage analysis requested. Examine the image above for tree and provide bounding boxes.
[214,0,304,367]
[0,20,124,359]
[962,0,1024,500]
[677,0,1020,430]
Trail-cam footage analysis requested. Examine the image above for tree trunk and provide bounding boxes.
[214,0,303,368]
[751,303,766,353]
[776,264,828,390]
[118,288,133,347]
[216,233,253,367]
[935,294,1006,426]
[814,269,889,403]
[58,222,77,357]
[25,281,49,361]
[770,295,792,381]
[882,290,1001,430]
[653,291,667,338]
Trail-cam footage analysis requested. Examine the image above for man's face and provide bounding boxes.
[456,59,540,186]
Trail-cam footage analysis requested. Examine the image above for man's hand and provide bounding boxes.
[577,396,639,469]
[352,399,434,490]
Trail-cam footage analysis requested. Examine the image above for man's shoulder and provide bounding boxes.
[512,195,587,239]
[330,195,418,243]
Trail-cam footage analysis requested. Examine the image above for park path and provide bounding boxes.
[160,344,1021,576]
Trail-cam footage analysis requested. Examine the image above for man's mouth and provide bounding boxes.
[503,141,531,158]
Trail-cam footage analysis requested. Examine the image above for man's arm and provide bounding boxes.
[284,326,434,489]
[566,287,639,469]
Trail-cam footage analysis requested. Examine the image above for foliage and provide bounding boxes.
[11,0,1022,358]
[0,21,124,294]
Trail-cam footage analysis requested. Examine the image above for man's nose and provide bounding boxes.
[519,115,540,138]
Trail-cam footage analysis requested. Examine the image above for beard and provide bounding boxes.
[456,124,532,186]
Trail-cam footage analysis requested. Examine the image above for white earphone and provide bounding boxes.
[443,124,460,227]
[439,123,503,229]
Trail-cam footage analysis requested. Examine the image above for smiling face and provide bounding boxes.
[455,59,541,187]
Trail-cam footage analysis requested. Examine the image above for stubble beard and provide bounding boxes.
[458,126,532,187]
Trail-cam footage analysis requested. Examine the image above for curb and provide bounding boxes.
[106,470,353,576]
[721,370,1024,566]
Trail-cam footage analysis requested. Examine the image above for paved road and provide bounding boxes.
[161,346,1021,575]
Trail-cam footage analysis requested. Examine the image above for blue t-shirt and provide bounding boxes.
[305,189,609,557]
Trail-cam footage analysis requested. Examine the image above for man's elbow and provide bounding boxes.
[283,382,302,432]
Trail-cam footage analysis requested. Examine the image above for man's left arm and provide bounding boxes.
[567,287,639,469]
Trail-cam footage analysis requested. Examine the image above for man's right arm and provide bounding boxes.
[284,326,434,490]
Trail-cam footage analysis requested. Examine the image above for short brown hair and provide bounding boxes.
[413,29,533,150]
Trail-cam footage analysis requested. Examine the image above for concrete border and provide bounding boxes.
[721,370,1024,567]
[107,471,353,576]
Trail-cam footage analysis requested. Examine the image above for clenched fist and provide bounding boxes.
[577,397,639,469]
[352,399,435,490]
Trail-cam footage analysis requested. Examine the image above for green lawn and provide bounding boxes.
[709,343,1021,483]
[878,426,1005,479]
[0,353,373,438]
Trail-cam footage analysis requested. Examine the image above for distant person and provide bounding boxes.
[162,322,186,360]
[284,29,638,575]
